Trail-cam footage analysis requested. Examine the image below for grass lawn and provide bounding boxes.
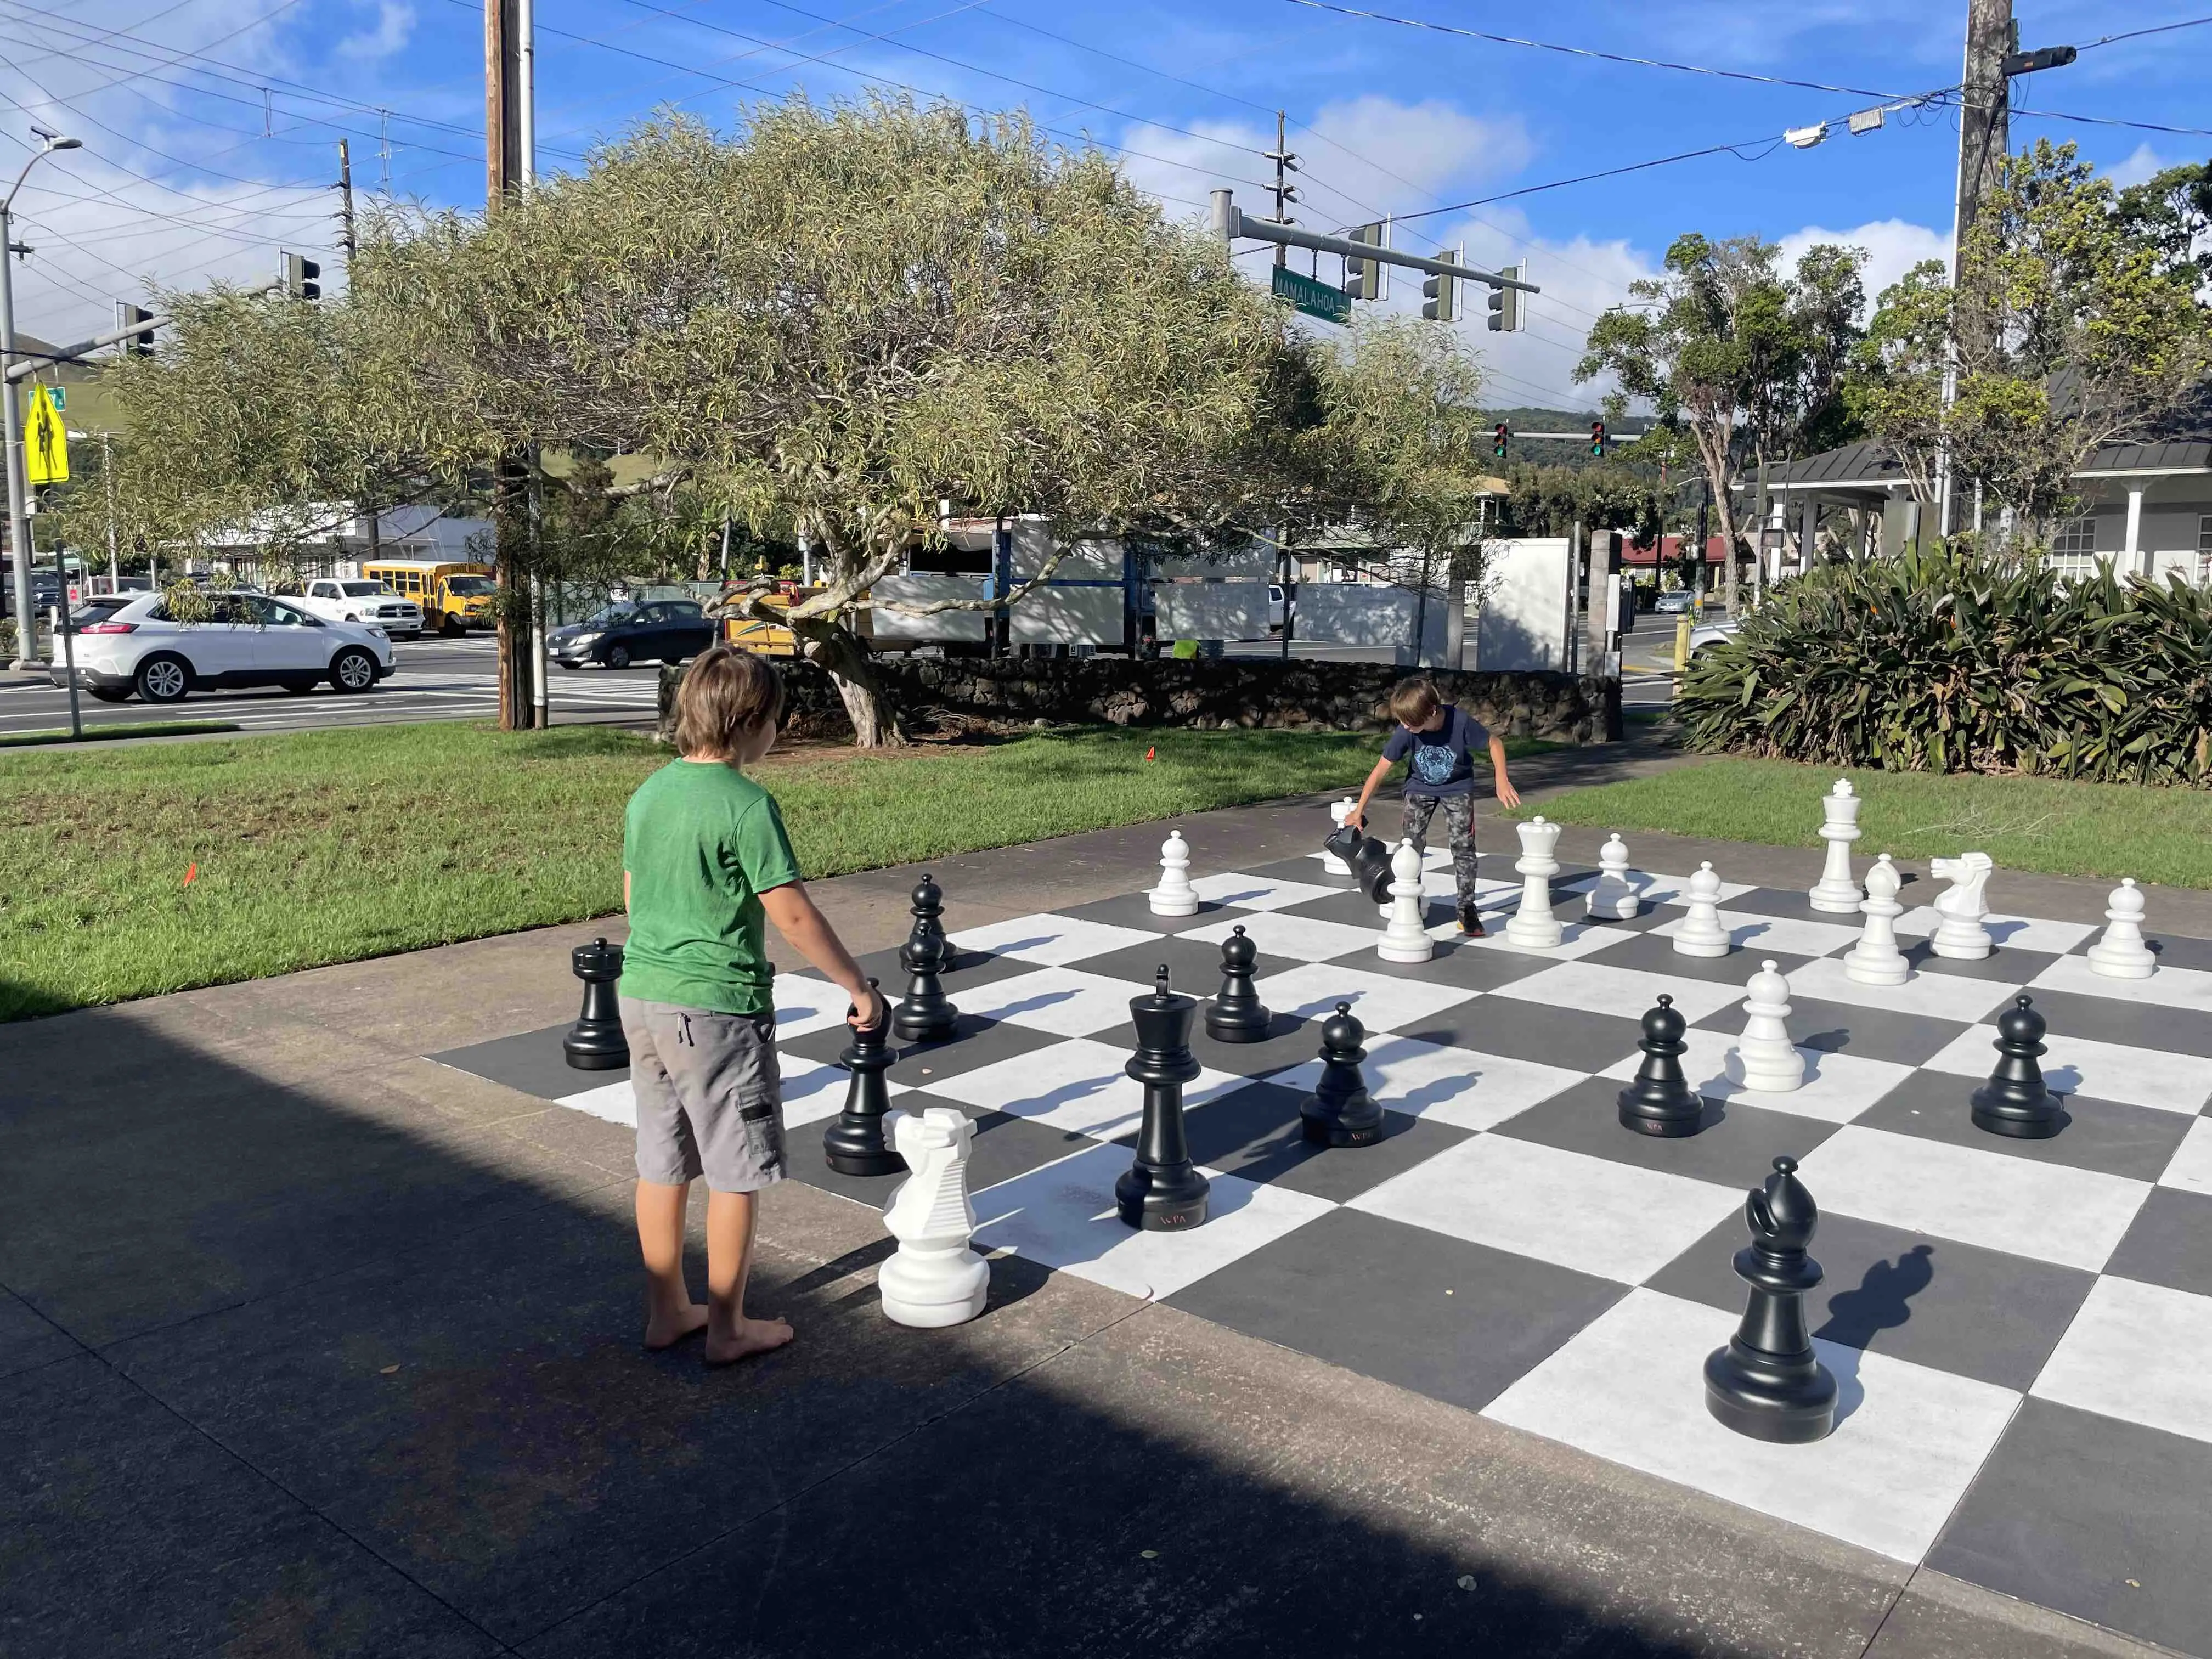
[1524,755,2212,891]
[1,720,1553,1021]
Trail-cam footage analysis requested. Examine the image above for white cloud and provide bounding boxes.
[2109,143,2174,190]
[338,1,415,62]
[1779,218,1949,312]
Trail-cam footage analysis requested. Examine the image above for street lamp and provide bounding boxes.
[4,129,81,670]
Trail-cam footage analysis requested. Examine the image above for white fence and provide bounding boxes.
[1155,582,1271,641]
[869,574,990,642]
[1469,538,1573,672]
[1296,582,1453,662]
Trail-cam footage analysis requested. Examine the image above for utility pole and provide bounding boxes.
[4,132,80,670]
[1265,112,1296,269]
[485,0,533,730]
[336,138,357,268]
[1937,0,2012,536]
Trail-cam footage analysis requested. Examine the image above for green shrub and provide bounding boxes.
[1677,545,2212,785]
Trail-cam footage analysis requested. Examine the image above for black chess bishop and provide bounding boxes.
[1617,994,1705,1137]
[1970,995,2064,1139]
[1703,1156,1838,1444]
[1115,967,1210,1230]
[1204,926,1273,1043]
[563,937,629,1070]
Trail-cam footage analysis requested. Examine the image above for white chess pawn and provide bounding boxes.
[1844,853,1910,986]
[1671,861,1731,957]
[1150,828,1199,916]
[2086,877,2157,979]
[878,1108,990,1328]
[1929,851,1995,960]
[1724,960,1805,1093]
[1322,798,1358,875]
[1585,831,1640,920]
[1808,779,1864,913]
[1503,815,1565,949]
[1378,837,1435,963]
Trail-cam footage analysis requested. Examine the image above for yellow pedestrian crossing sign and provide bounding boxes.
[25,383,67,484]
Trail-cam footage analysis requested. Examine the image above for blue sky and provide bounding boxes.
[3,0,2205,410]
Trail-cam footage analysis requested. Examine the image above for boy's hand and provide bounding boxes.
[1494,778,1522,810]
[847,982,888,1032]
[1345,808,1366,833]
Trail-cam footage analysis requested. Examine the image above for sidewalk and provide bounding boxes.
[0,784,2179,1658]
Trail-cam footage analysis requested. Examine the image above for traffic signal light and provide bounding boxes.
[1492,422,1509,460]
[1421,250,1458,323]
[1342,222,1384,301]
[1485,264,1522,332]
[281,251,321,301]
[115,301,156,356]
[1590,419,1606,458]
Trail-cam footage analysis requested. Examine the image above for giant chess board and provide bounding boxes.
[431,838,2212,1656]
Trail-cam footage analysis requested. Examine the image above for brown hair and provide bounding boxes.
[1387,676,1441,727]
[673,645,786,757]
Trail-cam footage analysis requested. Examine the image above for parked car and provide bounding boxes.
[55,591,396,703]
[287,577,425,638]
[1654,589,1699,616]
[1689,618,1741,655]
[549,600,716,670]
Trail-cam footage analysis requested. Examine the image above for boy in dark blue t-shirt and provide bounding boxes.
[1347,676,1521,935]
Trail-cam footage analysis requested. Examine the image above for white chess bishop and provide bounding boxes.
[1724,960,1805,1093]
[1585,832,1641,921]
[1150,828,1199,917]
[1808,780,1864,913]
[878,1108,990,1328]
[1929,851,1995,960]
[1844,853,1910,986]
[1672,862,1732,958]
[2086,877,2157,979]
[1503,816,1565,949]
[1322,799,1358,875]
[1378,837,1435,963]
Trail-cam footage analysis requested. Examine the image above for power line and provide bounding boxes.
[2010,104,2212,139]
[1392,136,1786,224]
[2076,15,2212,50]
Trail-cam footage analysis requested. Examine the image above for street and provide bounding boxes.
[0,634,667,738]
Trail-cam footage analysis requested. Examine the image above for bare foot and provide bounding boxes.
[704,1316,795,1367]
[644,1302,710,1350]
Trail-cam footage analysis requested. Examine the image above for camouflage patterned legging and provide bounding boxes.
[1402,792,1480,908]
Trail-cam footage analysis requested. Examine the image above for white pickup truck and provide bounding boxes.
[292,578,425,639]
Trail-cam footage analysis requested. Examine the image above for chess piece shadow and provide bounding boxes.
[1814,1244,1934,1351]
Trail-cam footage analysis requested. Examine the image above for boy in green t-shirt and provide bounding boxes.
[620,645,883,1365]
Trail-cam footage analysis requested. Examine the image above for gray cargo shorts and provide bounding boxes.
[619,995,786,1193]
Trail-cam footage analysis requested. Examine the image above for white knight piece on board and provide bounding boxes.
[1929,851,1995,960]
[879,1108,990,1328]
[1151,828,1199,917]
[1807,779,1864,913]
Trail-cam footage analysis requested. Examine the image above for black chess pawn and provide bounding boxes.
[563,936,628,1070]
[1617,994,1705,1137]
[1970,995,2063,1139]
[1115,966,1210,1230]
[1204,926,1273,1043]
[1300,1001,1384,1147]
[823,980,906,1176]
[1703,1156,1838,1444]
[892,872,958,1043]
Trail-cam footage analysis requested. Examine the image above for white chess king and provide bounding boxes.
[1150,828,1199,917]
[1807,780,1864,913]
[878,1108,990,1328]
[1504,815,1565,949]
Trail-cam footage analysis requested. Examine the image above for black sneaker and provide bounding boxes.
[1459,906,1486,938]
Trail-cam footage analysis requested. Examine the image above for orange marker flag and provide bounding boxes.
[183,862,198,885]
[1144,746,1155,761]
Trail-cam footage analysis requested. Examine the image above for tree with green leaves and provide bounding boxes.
[1575,234,1865,616]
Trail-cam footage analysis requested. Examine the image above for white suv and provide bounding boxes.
[59,591,397,704]
[291,578,424,638]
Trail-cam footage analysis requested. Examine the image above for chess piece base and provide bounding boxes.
[1931,928,1992,961]
[1842,954,1910,987]
[879,1250,990,1328]
[1670,936,1731,960]
[2085,945,2155,980]
[822,1124,907,1177]
[1702,1339,1838,1443]
[1378,936,1435,963]
[562,1028,628,1070]
[1300,1093,1384,1148]
[893,1002,957,1044]
[1724,1048,1805,1093]
[1616,1093,1704,1138]
[1114,1163,1209,1230]
[1807,884,1862,914]
[1586,888,1640,921]
[1204,1007,1272,1043]
[1504,917,1563,949]
[1969,1088,2063,1139]
[1149,893,1200,917]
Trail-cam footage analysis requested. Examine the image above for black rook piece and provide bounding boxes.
[1204,926,1273,1043]
[892,873,958,1043]
[1300,1001,1384,1147]
[1617,995,1704,1137]
[1323,822,1395,906]
[823,979,905,1176]
[563,937,628,1070]
[1971,995,2063,1139]
[1703,1156,1838,1444]
[1115,966,1210,1231]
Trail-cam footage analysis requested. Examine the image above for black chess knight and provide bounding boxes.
[1703,1156,1838,1444]
[1115,967,1210,1230]
[1322,822,1395,906]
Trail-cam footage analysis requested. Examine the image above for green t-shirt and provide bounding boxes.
[619,760,803,1015]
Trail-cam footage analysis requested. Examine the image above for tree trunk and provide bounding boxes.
[793,613,907,749]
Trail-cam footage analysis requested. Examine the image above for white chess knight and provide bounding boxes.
[2086,876,2157,979]
[1724,960,1806,1093]
[1322,799,1358,875]
[1671,861,1732,958]
[1929,851,1996,960]
[1844,853,1911,986]
[1503,815,1565,949]
[1585,831,1641,920]
[1150,828,1199,917]
[1378,837,1436,963]
[878,1108,990,1329]
[1807,779,1864,913]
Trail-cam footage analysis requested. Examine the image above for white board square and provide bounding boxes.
[1922,1024,2212,1115]
[930,1037,1249,1140]
[2159,1117,2212,1195]
[1348,1135,1743,1284]
[1184,912,1379,963]
[1647,871,1760,907]
[1484,1289,2022,1563]
[774,974,858,1039]
[2032,1276,2212,1446]
[555,1079,637,1128]
[1793,1125,2151,1272]
[2028,952,2212,1015]
[1647,910,1864,958]
[1787,957,2017,1025]
[1272,1034,1585,1132]
[1891,907,2098,955]
[1254,962,1482,1033]
[1188,871,1345,911]
[1597,1029,1914,1126]
[954,967,1157,1038]
[1454,916,1644,962]
[1488,960,1744,1025]
[949,913,1166,967]
[970,1141,1334,1301]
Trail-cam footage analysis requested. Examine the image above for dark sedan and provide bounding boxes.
[548,600,717,670]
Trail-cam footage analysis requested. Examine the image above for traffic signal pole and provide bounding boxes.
[1210,190,1539,301]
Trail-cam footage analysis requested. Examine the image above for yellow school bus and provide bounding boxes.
[721,588,804,657]
[362,560,496,635]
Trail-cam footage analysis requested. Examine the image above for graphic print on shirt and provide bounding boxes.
[1410,740,1459,786]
